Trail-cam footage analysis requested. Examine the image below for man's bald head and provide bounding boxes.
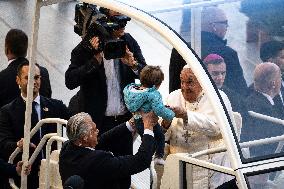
[254,62,281,98]
[201,6,228,39]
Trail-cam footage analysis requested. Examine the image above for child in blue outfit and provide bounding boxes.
[123,65,175,164]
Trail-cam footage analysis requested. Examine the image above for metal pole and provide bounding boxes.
[21,0,41,188]
[190,0,202,57]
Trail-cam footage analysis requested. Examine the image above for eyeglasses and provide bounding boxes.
[212,21,229,27]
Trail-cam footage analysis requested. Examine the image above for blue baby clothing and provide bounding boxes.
[123,83,175,121]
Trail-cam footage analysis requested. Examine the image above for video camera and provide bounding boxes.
[74,3,131,60]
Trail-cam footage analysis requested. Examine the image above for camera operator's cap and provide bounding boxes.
[99,7,109,15]
[99,7,120,17]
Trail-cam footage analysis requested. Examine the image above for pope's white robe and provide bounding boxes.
[165,89,235,189]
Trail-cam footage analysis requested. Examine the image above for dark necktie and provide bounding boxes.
[31,101,40,145]
[273,95,284,117]
[32,101,39,125]
[31,101,46,159]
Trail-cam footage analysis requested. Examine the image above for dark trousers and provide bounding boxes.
[99,113,132,135]
[135,119,165,158]
[100,113,132,189]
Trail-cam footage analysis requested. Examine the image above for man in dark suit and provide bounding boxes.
[259,41,284,113]
[242,63,284,158]
[0,29,52,108]
[0,62,69,188]
[169,7,248,96]
[59,111,156,189]
[65,10,146,135]
[201,7,247,96]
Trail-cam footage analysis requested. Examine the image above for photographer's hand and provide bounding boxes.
[89,36,100,50]
[121,46,138,70]
[90,37,103,64]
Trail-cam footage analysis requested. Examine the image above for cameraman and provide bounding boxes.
[65,9,146,137]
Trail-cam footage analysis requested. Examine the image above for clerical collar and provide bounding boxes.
[21,94,41,105]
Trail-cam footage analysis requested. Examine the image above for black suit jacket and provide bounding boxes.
[65,33,146,126]
[169,31,248,96]
[0,158,19,188]
[0,158,18,178]
[201,31,248,95]
[273,83,284,114]
[0,96,69,160]
[0,96,69,189]
[0,57,52,108]
[59,124,155,189]
[242,91,284,157]
[248,83,284,115]
[221,86,246,113]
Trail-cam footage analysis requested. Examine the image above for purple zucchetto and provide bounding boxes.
[203,54,225,66]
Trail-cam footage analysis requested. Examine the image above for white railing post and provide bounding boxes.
[21,0,41,187]
[45,136,67,189]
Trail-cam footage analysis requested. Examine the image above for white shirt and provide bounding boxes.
[33,95,41,120]
[21,94,41,119]
[103,58,127,116]
[261,92,275,105]
[8,58,16,64]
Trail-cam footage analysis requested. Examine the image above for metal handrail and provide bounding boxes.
[8,133,57,189]
[29,133,58,164]
[248,111,284,126]
[45,136,67,189]
[191,135,284,159]
[160,153,236,189]
[9,118,67,189]
[248,111,284,154]
[191,111,284,158]
[9,118,66,164]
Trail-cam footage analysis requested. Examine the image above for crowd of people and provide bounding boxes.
[0,4,283,189]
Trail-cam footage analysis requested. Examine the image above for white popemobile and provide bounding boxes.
[8,0,284,189]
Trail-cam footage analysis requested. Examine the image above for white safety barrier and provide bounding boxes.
[9,118,67,189]
[41,136,67,189]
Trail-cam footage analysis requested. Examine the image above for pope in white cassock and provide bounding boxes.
[163,65,236,189]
